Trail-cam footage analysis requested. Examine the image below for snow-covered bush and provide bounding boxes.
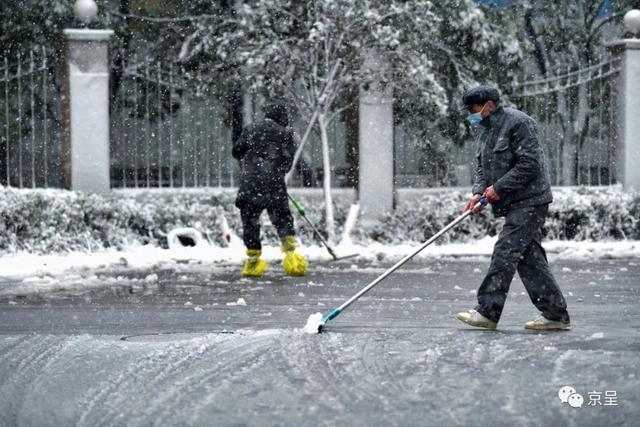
[364,187,639,245]
[545,188,639,241]
[0,186,637,255]
[361,192,501,244]
[0,187,352,254]
[0,189,228,254]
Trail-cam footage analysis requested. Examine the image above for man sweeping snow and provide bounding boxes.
[232,102,307,277]
[457,85,571,330]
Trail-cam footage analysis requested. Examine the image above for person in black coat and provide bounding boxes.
[232,103,307,277]
[456,85,570,331]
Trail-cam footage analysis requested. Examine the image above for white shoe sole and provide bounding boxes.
[456,313,497,330]
[524,322,571,331]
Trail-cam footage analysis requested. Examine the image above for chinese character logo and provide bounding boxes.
[559,386,618,409]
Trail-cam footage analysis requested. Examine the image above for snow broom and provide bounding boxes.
[288,194,358,262]
[305,198,487,334]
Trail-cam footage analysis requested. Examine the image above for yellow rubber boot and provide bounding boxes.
[241,249,268,277]
[281,236,307,276]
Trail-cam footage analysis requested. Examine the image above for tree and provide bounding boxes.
[215,0,401,242]
[175,0,525,222]
[0,1,73,53]
[105,0,250,145]
[508,0,637,184]
[369,0,523,183]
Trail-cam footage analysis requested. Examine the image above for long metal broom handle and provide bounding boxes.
[336,199,486,313]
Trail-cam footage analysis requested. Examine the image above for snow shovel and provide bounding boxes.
[307,198,487,333]
[288,194,358,262]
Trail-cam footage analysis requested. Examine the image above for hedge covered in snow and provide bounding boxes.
[0,186,638,255]
[366,187,640,244]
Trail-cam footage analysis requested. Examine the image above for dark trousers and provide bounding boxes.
[475,204,570,323]
[240,201,295,250]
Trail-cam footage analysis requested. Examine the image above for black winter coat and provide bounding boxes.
[472,106,553,216]
[233,118,296,208]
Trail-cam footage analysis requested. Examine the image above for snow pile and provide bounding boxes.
[304,312,324,334]
[144,274,158,283]
[0,239,638,291]
[226,298,247,307]
[586,332,605,340]
[167,228,209,250]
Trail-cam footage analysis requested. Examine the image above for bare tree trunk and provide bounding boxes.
[557,79,589,186]
[524,6,550,79]
[317,112,335,242]
[344,84,359,188]
[555,90,574,186]
[242,91,254,126]
[573,81,590,184]
[524,3,575,185]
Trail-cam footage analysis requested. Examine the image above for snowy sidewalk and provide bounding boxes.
[0,238,639,294]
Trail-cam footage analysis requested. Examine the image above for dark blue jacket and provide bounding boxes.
[472,106,553,216]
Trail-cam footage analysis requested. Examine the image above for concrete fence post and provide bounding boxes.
[62,28,113,193]
[358,50,394,223]
[607,10,640,191]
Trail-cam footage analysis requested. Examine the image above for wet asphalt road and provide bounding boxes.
[0,257,639,426]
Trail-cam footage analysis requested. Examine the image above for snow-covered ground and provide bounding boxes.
[1,238,638,296]
[2,327,636,426]
[2,258,639,426]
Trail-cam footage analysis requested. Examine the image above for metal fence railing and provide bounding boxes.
[1,47,61,188]
[393,125,476,188]
[3,49,620,191]
[110,57,350,189]
[511,58,621,186]
[393,57,622,188]
[110,58,235,188]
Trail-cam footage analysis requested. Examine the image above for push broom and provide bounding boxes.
[288,194,358,262]
[305,198,487,334]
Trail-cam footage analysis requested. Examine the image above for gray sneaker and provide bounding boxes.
[524,315,571,330]
[456,309,497,330]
